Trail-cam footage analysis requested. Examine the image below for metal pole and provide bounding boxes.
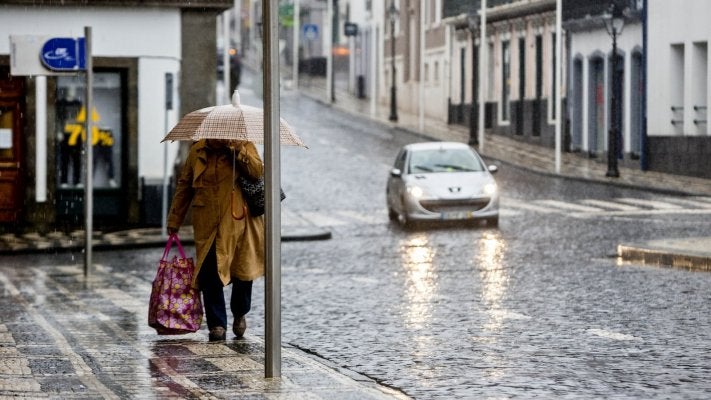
[555,0,562,174]
[469,20,478,146]
[293,0,300,89]
[370,22,377,117]
[418,0,425,131]
[223,12,231,104]
[606,26,620,177]
[388,1,398,122]
[478,0,487,151]
[161,73,173,239]
[263,0,282,378]
[84,26,93,278]
[326,0,333,103]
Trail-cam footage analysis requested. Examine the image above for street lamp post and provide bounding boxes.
[467,14,479,146]
[603,2,626,178]
[388,1,399,122]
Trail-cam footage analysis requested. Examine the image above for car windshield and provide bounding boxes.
[408,148,484,173]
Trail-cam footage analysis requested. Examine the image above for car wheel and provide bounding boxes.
[397,197,411,228]
[397,212,411,228]
[388,207,398,221]
[485,216,499,227]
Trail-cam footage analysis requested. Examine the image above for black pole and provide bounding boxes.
[640,0,648,170]
[606,27,620,177]
[469,31,478,146]
[332,0,338,102]
[389,7,398,122]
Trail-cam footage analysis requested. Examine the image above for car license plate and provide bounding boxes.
[441,211,472,220]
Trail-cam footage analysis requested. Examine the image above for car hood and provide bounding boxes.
[404,172,495,198]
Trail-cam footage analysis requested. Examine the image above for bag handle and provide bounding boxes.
[162,233,187,260]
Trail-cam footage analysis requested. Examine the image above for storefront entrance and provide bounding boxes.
[54,71,127,226]
[0,71,24,223]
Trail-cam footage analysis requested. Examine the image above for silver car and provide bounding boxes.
[386,142,499,227]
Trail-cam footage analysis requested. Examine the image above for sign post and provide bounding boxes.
[162,73,173,238]
[83,27,94,278]
[11,32,92,275]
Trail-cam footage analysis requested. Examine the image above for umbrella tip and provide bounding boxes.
[232,90,240,107]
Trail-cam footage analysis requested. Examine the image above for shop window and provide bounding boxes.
[670,44,684,133]
[56,73,122,190]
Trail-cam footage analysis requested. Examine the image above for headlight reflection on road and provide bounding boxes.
[400,234,437,330]
[476,231,508,332]
[474,231,509,380]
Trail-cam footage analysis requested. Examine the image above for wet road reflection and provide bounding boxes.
[400,234,437,330]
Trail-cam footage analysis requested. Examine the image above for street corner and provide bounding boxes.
[618,237,711,271]
[282,226,332,242]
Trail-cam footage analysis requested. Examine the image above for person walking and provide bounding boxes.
[167,138,264,341]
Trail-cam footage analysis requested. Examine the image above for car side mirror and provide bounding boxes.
[487,165,498,174]
[390,168,402,177]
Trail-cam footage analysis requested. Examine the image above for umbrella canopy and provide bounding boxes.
[161,91,306,147]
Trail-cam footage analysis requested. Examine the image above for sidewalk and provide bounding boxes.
[295,75,711,271]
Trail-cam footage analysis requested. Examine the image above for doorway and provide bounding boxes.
[0,71,24,224]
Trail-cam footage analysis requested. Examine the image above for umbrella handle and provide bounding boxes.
[231,190,247,220]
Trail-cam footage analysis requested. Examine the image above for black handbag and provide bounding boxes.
[238,176,286,217]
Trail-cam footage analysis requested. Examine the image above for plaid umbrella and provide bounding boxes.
[161,91,306,147]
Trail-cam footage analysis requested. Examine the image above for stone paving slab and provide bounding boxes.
[0,263,406,399]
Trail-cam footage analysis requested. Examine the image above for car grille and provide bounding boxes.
[419,198,491,213]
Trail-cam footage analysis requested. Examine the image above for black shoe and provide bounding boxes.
[208,326,226,341]
[233,315,246,338]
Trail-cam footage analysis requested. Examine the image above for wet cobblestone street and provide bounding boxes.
[0,259,403,399]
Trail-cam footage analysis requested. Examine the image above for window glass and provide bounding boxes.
[56,73,122,189]
[409,149,484,173]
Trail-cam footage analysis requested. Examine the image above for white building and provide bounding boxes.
[382,0,449,125]
[565,0,643,164]
[0,1,229,232]
[446,0,563,147]
[646,0,710,178]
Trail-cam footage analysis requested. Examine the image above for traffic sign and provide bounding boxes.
[41,37,86,71]
[344,22,358,37]
[303,24,319,40]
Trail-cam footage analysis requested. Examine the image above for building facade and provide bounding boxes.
[0,1,230,233]
[565,0,643,166]
[445,0,564,148]
[646,0,710,179]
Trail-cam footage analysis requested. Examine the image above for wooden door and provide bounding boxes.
[0,73,24,223]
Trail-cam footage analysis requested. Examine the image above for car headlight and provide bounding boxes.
[407,185,425,198]
[483,183,497,196]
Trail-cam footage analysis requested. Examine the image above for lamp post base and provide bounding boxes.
[389,86,398,122]
[605,169,620,178]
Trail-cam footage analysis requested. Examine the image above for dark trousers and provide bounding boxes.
[198,244,252,329]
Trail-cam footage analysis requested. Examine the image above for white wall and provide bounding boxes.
[0,5,183,180]
[569,23,642,151]
[649,0,711,137]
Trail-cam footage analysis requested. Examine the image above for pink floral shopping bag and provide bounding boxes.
[148,234,203,335]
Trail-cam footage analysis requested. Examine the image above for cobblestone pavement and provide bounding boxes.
[0,260,407,399]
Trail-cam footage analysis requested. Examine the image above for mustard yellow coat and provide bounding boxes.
[167,140,264,287]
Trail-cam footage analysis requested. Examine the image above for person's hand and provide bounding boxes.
[167,227,178,236]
